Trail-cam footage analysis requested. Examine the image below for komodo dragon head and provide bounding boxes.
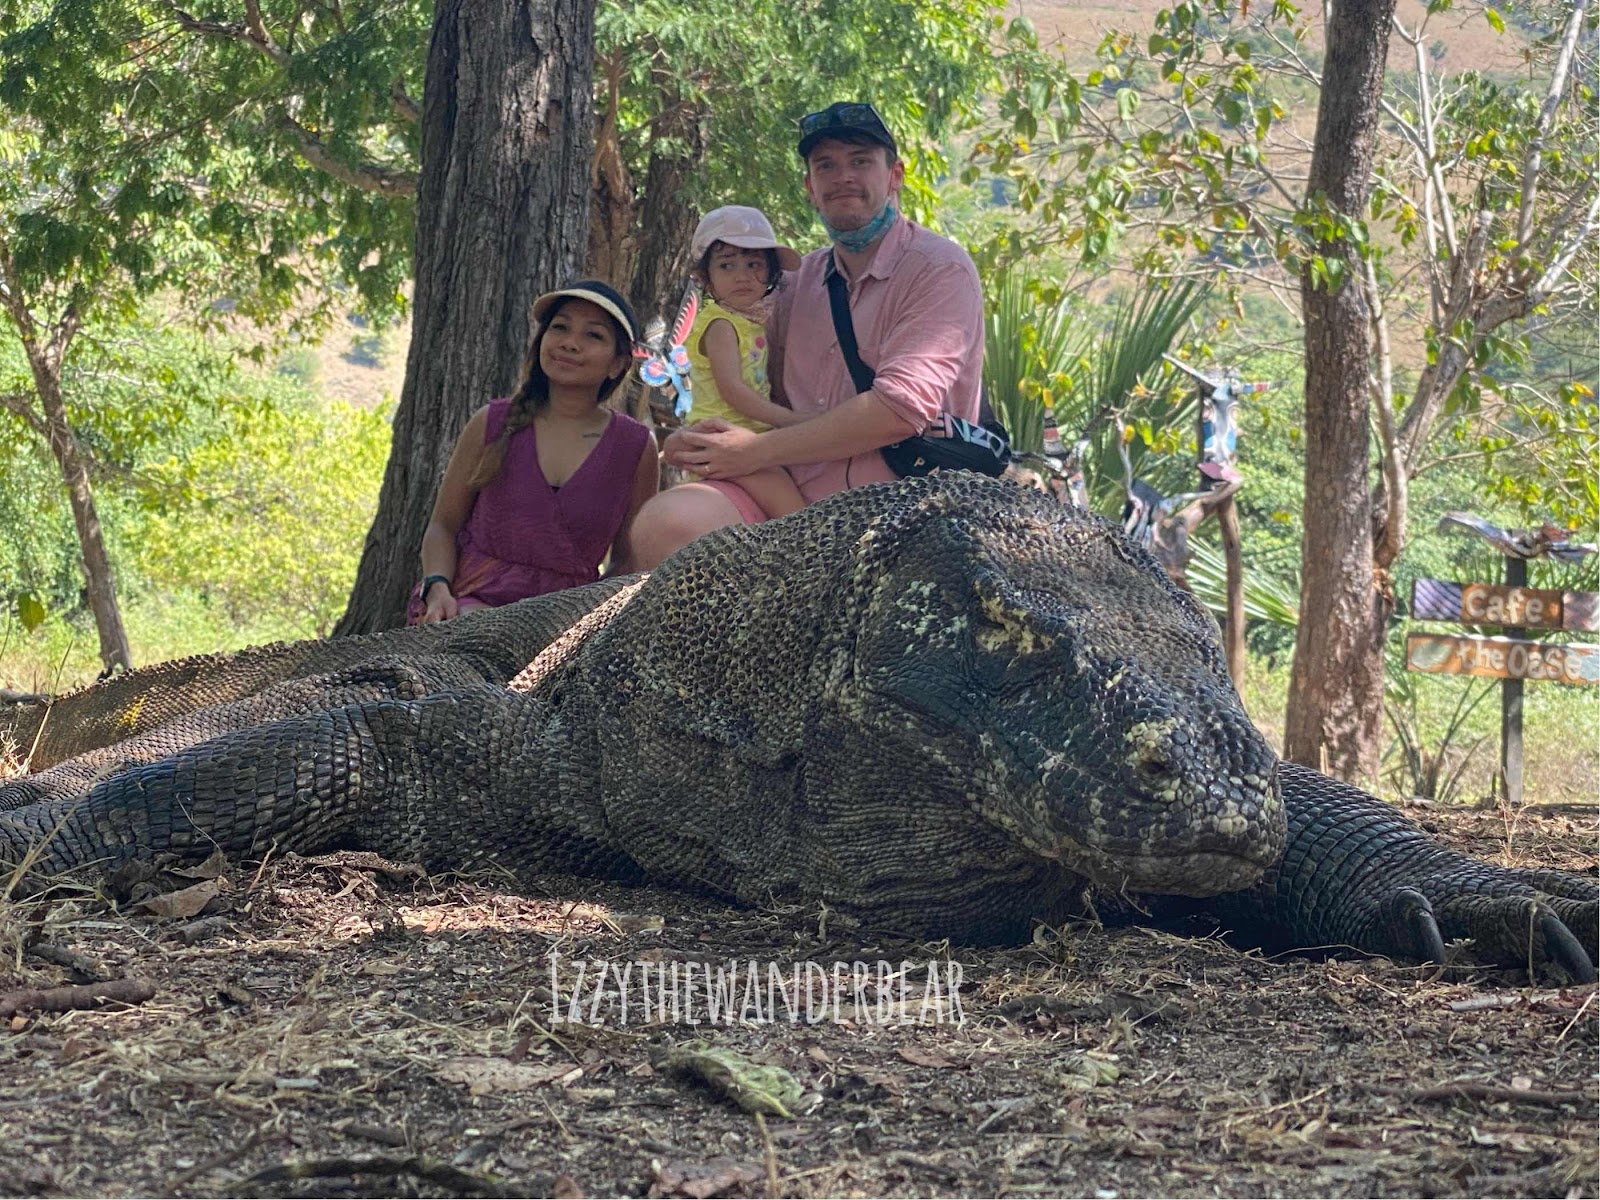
[836,474,1285,897]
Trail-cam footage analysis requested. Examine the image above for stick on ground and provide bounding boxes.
[0,977,157,1019]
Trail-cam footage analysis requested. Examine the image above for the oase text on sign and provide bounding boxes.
[1405,632,1599,686]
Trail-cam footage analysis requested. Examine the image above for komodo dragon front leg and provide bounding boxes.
[1208,763,1599,981]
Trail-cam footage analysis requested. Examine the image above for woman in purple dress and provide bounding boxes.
[409,281,658,625]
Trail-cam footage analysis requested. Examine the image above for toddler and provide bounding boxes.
[682,205,808,518]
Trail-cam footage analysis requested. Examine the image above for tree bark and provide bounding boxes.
[588,50,636,288]
[335,0,596,635]
[1,287,134,674]
[36,372,134,675]
[624,92,708,329]
[1283,0,1397,782]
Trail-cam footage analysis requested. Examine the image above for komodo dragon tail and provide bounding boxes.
[0,577,635,772]
[0,686,552,887]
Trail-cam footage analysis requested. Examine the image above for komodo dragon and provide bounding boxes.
[1,475,1594,978]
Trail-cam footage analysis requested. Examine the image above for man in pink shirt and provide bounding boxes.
[626,101,984,567]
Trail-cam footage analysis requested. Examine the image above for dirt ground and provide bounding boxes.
[0,804,1594,1200]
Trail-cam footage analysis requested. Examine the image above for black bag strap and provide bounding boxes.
[825,253,877,395]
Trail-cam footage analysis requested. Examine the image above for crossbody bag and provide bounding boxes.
[824,257,1011,479]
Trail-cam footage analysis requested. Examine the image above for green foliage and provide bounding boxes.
[129,391,391,639]
[1058,279,1210,516]
[595,0,1007,241]
[1,302,389,657]
[968,0,1294,273]
[978,264,1208,512]
[0,0,425,322]
[1185,535,1300,627]
[981,270,1078,455]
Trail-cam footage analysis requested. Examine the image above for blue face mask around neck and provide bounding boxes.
[824,201,896,254]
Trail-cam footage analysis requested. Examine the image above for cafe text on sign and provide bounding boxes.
[1405,632,1599,686]
[1410,579,1599,632]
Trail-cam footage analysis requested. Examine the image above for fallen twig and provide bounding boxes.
[0,976,156,1018]
[232,1155,515,1198]
[1366,1081,1590,1106]
[168,915,234,946]
[755,1112,780,1199]
[1448,989,1587,1013]
[25,941,112,983]
[168,1131,263,1191]
[1556,990,1594,1044]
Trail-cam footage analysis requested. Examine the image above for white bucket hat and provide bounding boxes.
[691,206,802,271]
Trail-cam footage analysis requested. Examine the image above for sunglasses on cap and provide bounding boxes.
[797,102,897,157]
[799,102,886,135]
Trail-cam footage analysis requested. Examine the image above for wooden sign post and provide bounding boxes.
[1407,525,1598,806]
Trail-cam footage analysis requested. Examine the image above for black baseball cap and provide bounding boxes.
[797,102,898,161]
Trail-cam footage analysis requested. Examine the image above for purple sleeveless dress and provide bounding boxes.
[407,398,649,623]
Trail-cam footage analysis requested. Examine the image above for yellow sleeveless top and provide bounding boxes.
[686,299,771,432]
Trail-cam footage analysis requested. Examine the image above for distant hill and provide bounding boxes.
[1011,0,1528,73]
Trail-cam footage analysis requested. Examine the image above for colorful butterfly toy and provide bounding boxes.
[634,284,700,419]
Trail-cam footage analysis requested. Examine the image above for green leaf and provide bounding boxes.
[1484,7,1505,33]
[17,591,46,633]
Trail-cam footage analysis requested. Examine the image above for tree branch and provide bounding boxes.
[273,112,418,196]
[1364,257,1406,570]
[166,1,287,66]
[390,80,420,125]
[1518,0,1590,249]
[1536,186,1600,297]
[0,391,48,439]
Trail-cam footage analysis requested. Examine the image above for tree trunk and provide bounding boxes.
[1283,0,1398,782]
[335,0,596,635]
[625,93,707,329]
[588,50,636,288]
[34,366,133,674]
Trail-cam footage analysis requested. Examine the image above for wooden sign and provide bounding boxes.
[1411,579,1599,632]
[1405,632,1599,686]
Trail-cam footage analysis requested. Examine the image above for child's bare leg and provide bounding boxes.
[733,467,807,518]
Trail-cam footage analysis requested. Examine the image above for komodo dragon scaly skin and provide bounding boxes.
[0,576,636,771]
[1,476,1594,978]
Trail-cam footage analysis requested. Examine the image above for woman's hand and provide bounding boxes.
[420,584,460,624]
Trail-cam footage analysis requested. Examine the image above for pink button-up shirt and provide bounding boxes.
[769,216,984,502]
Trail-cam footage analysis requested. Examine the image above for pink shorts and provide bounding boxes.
[700,479,769,525]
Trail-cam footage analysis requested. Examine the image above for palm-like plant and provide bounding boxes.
[1185,537,1301,627]
[981,271,1076,456]
[1055,278,1209,517]
[981,266,1209,518]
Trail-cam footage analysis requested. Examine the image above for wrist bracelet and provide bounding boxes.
[422,574,451,602]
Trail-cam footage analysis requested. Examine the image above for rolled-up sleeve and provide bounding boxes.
[866,254,984,433]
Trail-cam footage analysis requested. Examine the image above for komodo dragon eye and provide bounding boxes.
[1138,755,1176,780]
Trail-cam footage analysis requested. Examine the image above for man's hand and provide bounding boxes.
[665,419,765,479]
